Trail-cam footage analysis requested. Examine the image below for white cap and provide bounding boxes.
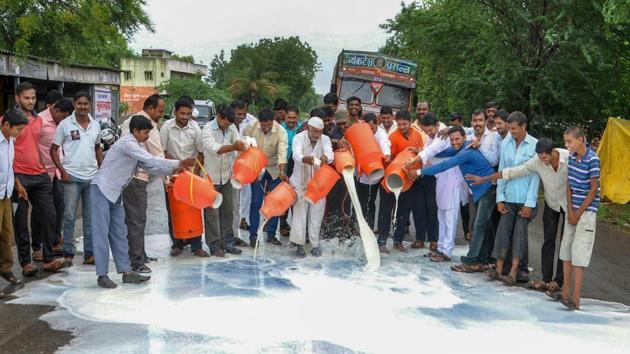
[308,117,324,130]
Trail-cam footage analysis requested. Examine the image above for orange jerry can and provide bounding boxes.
[383,147,421,193]
[167,181,204,240]
[231,146,268,188]
[333,149,356,174]
[260,182,297,220]
[344,121,384,182]
[304,164,341,204]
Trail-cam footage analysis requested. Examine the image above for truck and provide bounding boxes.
[330,50,418,113]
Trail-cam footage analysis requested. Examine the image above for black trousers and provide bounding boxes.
[123,179,148,268]
[356,180,379,229]
[13,173,57,265]
[32,176,64,251]
[409,175,438,243]
[460,198,471,235]
[542,203,565,285]
[280,158,295,228]
[377,185,395,245]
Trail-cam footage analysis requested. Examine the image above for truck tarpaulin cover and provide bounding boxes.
[598,117,630,204]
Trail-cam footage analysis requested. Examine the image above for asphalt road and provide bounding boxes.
[1,179,628,353]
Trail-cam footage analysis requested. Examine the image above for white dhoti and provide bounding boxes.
[289,198,326,247]
[437,208,459,256]
[239,183,251,223]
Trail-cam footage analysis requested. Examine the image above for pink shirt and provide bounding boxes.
[14,113,46,175]
[38,108,61,178]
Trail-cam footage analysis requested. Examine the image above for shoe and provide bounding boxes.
[209,249,225,257]
[464,232,472,242]
[393,243,407,252]
[22,263,38,277]
[235,238,249,247]
[32,250,43,262]
[239,218,250,231]
[83,256,95,265]
[62,256,73,268]
[516,270,529,283]
[0,272,21,285]
[170,247,183,257]
[145,256,158,263]
[296,246,306,258]
[410,241,425,249]
[122,271,151,284]
[225,247,242,255]
[266,238,282,246]
[379,245,390,254]
[249,237,258,248]
[132,264,152,274]
[194,249,212,258]
[97,276,118,289]
[311,247,322,257]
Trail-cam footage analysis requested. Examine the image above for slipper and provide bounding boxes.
[485,269,500,281]
[500,274,516,286]
[22,263,39,277]
[42,260,64,272]
[546,281,560,292]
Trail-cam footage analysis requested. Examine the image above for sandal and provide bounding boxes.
[1,272,21,285]
[560,297,578,311]
[546,281,560,292]
[528,279,548,291]
[42,260,64,272]
[430,253,451,262]
[22,263,39,277]
[500,274,516,286]
[485,269,500,281]
[429,242,438,251]
[545,290,563,301]
[32,250,44,262]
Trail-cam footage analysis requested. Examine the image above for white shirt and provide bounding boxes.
[0,133,15,198]
[290,131,334,194]
[238,113,257,138]
[502,148,569,212]
[359,127,391,185]
[201,119,240,185]
[159,118,204,160]
[53,113,102,180]
[473,128,502,167]
[380,121,397,136]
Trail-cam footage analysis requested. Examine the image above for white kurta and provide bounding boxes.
[289,131,334,247]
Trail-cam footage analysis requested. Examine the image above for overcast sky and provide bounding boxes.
[131,0,411,93]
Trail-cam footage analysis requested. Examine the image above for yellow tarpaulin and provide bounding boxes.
[598,117,630,204]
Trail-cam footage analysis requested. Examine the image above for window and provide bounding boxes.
[123,72,132,80]
[339,79,374,104]
[144,71,153,81]
[376,85,410,109]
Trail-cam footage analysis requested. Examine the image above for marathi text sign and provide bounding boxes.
[342,52,417,78]
[94,89,112,123]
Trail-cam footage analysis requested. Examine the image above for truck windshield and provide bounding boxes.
[377,85,409,109]
[339,79,374,104]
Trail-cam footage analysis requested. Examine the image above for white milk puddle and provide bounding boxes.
[9,235,630,354]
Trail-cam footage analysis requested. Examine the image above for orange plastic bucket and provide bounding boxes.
[231,146,268,188]
[173,170,222,209]
[167,183,204,239]
[334,149,356,174]
[344,121,384,182]
[304,164,341,204]
[260,181,297,220]
[383,147,420,193]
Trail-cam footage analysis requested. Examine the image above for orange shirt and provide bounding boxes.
[13,114,46,175]
[389,127,425,157]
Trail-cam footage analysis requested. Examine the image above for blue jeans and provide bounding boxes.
[462,187,496,265]
[249,171,281,242]
[63,176,93,258]
[90,185,131,276]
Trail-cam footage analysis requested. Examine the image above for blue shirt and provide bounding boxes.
[568,146,600,212]
[497,133,540,208]
[421,142,495,203]
[92,134,179,203]
[281,122,301,159]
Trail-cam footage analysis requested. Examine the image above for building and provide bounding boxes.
[120,49,208,114]
[0,49,120,123]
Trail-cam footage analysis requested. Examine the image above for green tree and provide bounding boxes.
[211,36,320,112]
[159,77,232,114]
[382,0,630,138]
[0,0,152,67]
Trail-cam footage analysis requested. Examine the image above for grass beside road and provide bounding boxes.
[598,202,630,232]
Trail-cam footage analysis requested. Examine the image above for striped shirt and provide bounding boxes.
[568,146,600,212]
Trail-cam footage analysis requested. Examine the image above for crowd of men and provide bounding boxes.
[0,82,600,311]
